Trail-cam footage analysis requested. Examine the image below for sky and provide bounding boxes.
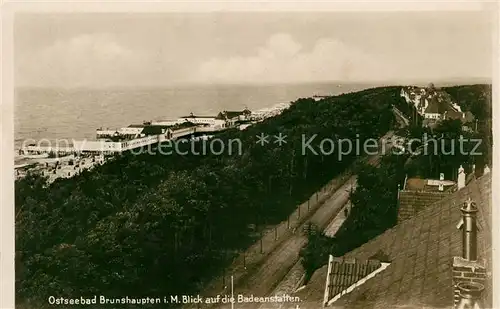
[14,9,494,88]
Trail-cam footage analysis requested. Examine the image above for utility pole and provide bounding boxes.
[260,230,263,254]
[289,149,295,197]
[288,149,295,230]
[222,248,226,288]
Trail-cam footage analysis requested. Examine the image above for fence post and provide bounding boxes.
[222,253,226,288]
[260,231,263,254]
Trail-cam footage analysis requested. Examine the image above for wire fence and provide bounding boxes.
[185,170,353,308]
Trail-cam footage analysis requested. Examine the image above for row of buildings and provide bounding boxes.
[95,109,253,141]
[19,104,292,157]
[400,85,475,128]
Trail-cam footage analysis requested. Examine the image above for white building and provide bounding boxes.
[96,125,145,140]
[179,114,225,126]
[151,119,186,126]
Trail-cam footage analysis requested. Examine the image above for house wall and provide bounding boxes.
[119,127,144,135]
[73,140,123,153]
[424,113,441,119]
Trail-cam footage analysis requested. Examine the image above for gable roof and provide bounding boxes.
[424,97,442,114]
[324,257,382,304]
[296,174,491,309]
[424,94,464,119]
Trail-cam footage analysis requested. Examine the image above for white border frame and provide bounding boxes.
[1,1,498,309]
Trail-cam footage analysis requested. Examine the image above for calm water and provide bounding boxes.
[14,83,380,148]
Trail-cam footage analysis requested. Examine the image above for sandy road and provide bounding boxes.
[202,178,353,309]
[208,156,382,309]
[182,173,355,309]
[182,132,390,309]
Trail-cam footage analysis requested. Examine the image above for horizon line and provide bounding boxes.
[14,77,493,90]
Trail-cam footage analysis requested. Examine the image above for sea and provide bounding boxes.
[14,82,381,150]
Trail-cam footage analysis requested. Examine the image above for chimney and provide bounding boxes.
[458,165,466,190]
[459,198,478,261]
[439,173,444,191]
[456,282,485,309]
[453,198,486,308]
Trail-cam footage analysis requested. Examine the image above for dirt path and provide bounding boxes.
[182,169,352,308]
[182,132,390,309]
[205,178,354,309]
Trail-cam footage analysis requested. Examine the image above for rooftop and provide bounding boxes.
[180,113,218,119]
[296,173,491,309]
[404,177,455,192]
[424,94,463,119]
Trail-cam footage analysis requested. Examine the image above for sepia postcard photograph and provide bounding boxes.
[1,1,498,309]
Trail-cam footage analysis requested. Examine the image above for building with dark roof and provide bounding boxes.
[400,86,472,128]
[398,190,449,223]
[216,109,252,121]
[141,125,171,136]
[397,174,456,222]
[295,172,491,309]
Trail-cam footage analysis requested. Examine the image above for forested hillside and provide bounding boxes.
[443,84,492,168]
[15,87,402,308]
[300,84,492,282]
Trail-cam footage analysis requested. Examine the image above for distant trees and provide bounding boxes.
[404,117,484,179]
[299,84,492,281]
[443,84,492,169]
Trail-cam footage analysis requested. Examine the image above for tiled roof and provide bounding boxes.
[296,174,491,309]
[398,190,448,222]
[424,97,441,114]
[325,257,382,303]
